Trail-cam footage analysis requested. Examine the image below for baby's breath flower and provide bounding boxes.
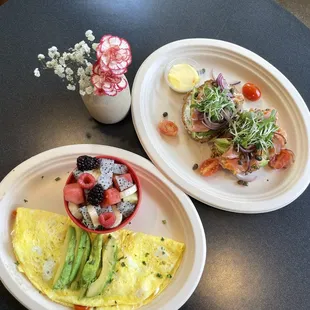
[85,86,93,95]
[87,34,95,42]
[92,43,98,51]
[77,67,85,76]
[66,75,73,81]
[34,68,40,77]
[65,67,73,75]
[46,59,57,68]
[54,64,64,74]
[85,30,93,37]
[63,52,70,61]
[58,57,65,66]
[80,90,86,96]
[37,54,45,60]
[67,84,76,91]
[85,64,93,75]
[82,43,91,54]
[48,46,58,58]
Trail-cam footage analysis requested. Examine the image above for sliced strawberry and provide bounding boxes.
[99,212,116,228]
[102,188,121,206]
[78,173,96,190]
[64,183,84,204]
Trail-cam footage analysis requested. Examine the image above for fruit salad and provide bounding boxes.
[64,155,140,231]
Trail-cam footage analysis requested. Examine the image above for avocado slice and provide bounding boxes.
[80,234,104,289]
[123,192,138,204]
[86,237,117,298]
[70,232,91,290]
[53,226,76,289]
[68,228,89,284]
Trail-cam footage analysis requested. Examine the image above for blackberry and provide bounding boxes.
[87,184,104,205]
[77,155,100,171]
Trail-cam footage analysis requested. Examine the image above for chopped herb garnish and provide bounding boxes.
[156,273,163,278]
[121,262,126,267]
[167,274,172,278]
[255,155,262,161]
[162,220,167,225]
[55,177,61,181]
[24,199,28,203]
[190,85,236,122]
[142,261,146,265]
[229,109,278,152]
[129,222,132,225]
[162,251,165,255]
[115,300,117,304]
[108,234,112,239]
[15,261,19,265]
[161,261,166,265]
[145,253,150,257]
[163,112,168,117]
[86,132,92,139]
[237,180,248,186]
[161,237,165,241]
[118,256,124,261]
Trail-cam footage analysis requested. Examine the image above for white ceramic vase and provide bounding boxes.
[81,76,131,124]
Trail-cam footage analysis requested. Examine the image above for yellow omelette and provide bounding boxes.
[12,208,185,309]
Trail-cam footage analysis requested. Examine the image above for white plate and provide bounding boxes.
[132,38,310,213]
[0,144,206,310]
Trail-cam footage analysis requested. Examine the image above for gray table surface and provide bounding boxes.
[1,1,310,309]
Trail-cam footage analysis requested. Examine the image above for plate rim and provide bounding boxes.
[0,144,206,310]
[131,38,310,214]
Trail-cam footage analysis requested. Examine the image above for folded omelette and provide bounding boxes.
[12,208,185,309]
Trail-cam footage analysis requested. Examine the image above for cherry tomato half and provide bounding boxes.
[199,158,220,177]
[74,305,92,310]
[269,149,295,169]
[158,120,178,137]
[242,83,261,101]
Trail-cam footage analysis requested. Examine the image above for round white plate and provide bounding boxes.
[132,38,310,213]
[0,144,206,310]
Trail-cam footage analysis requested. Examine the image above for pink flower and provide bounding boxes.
[96,35,132,75]
[91,61,127,96]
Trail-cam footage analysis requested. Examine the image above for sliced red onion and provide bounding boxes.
[203,113,227,130]
[230,81,241,86]
[221,109,232,122]
[216,73,229,91]
[274,132,287,144]
[239,145,255,153]
[236,173,257,182]
[244,152,250,172]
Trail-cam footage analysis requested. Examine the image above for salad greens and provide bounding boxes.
[190,85,235,122]
[213,138,232,154]
[229,109,278,151]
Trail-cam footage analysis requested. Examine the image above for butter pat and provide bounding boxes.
[167,64,200,93]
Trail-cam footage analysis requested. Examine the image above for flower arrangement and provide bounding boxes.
[34,31,132,96]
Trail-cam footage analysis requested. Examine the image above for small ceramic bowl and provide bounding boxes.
[64,155,142,234]
[164,57,203,93]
